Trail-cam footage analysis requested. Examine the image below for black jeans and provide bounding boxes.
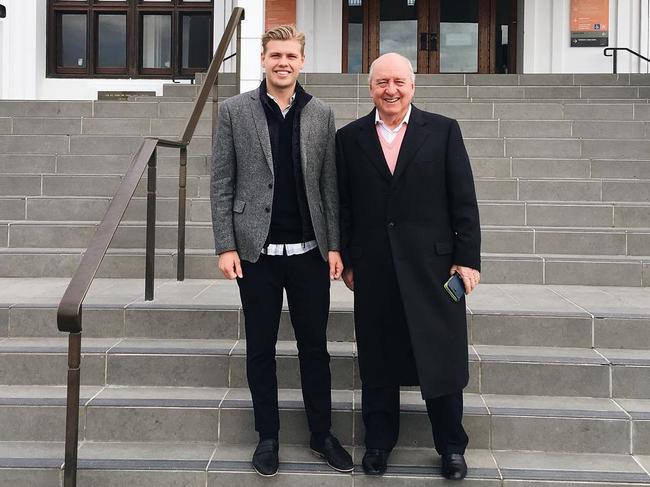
[237,249,332,439]
[362,385,468,455]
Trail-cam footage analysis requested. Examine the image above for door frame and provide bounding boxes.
[342,0,517,74]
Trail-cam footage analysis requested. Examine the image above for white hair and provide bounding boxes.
[368,53,416,85]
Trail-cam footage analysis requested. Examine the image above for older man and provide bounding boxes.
[336,53,481,480]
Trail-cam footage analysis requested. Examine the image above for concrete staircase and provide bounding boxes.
[1,73,650,485]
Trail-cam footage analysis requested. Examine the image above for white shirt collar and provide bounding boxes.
[375,104,412,132]
[267,92,296,116]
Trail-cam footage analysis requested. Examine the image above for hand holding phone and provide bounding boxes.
[443,272,466,302]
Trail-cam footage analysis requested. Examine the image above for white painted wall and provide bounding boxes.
[1,0,39,99]
[234,0,264,93]
[2,0,648,100]
[297,0,342,72]
[0,0,237,100]
[523,0,650,73]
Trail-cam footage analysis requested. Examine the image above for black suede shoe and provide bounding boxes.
[252,439,279,477]
[441,453,467,480]
[310,433,354,472]
[361,449,390,475]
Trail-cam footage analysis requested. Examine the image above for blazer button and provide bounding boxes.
[268,183,273,189]
[265,207,271,213]
[387,222,395,228]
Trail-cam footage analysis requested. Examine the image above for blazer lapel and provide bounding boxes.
[392,105,431,184]
[299,101,314,179]
[248,93,274,175]
[356,110,393,182]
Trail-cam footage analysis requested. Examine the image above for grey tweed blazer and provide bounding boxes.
[210,87,339,262]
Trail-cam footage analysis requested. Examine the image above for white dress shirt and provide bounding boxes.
[375,104,412,143]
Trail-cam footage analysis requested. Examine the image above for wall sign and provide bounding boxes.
[98,91,156,101]
[570,0,609,47]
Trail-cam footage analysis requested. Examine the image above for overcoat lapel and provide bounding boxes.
[356,110,393,182]
[392,105,431,184]
[247,93,274,175]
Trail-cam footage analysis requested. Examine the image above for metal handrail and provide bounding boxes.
[604,47,650,74]
[57,7,245,487]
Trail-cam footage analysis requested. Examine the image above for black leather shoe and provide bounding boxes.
[310,433,353,472]
[362,448,389,475]
[252,439,279,477]
[441,453,467,480]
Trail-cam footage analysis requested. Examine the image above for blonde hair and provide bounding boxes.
[262,25,305,55]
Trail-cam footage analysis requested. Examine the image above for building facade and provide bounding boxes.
[0,0,648,100]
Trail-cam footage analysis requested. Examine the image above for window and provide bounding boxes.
[47,0,213,78]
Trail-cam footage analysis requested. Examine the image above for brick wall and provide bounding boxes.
[265,0,296,30]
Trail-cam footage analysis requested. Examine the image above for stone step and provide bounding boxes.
[477,178,650,202]
[2,100,650,121]
[6,197,650,227]
[193,72,650,87]
[5,135,650,161]
[0,174,210,198]
[6,173,650,208]
[0,248,649,284]
[2,279,650,348]
[162,82,238,98]
[0,387,649,455]
[4,114,650,140]
[5,221,650,257]
[2,338,650,398]
[6,155,650,182]
[296,72,650,87]
[3,441,650,486]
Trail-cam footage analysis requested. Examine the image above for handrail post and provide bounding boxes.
[236,19,242,94]
[145,148,157,301]
[177,146,187,281]
[63,332,82,487]
[613,49,618,74]
[212,77,219,165]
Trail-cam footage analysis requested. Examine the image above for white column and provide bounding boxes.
[297,0,341,72]
[642,0,649,73]
[215,0,236,73]
[234,0,264,92]
[0,7,5,98]
[523,0,553,73]
[550,0,566,73]
[2,0,39,99]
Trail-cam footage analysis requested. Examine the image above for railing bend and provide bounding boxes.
[604,47,650,74]
[57,7,244,487]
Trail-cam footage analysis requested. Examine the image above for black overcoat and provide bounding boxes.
[336,106,481,399]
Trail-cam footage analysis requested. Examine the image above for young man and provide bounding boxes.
[210,25,352,477]
[336,53,481,480]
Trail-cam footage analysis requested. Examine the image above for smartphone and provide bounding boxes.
[443,272,466,303]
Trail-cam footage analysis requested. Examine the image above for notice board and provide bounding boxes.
[570,0,609,47]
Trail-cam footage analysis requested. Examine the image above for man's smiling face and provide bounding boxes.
[369,54,415,122]
[261,39,305,92]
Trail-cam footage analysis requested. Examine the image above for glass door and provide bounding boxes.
[342,0,517,74]
[434,0,480,73]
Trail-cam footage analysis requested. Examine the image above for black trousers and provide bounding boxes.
[362,385,468,455]
[237,249,332,438]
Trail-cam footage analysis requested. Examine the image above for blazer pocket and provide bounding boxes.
[233,199,246,214]
[318,201,324,215]
[435,241,453,255]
